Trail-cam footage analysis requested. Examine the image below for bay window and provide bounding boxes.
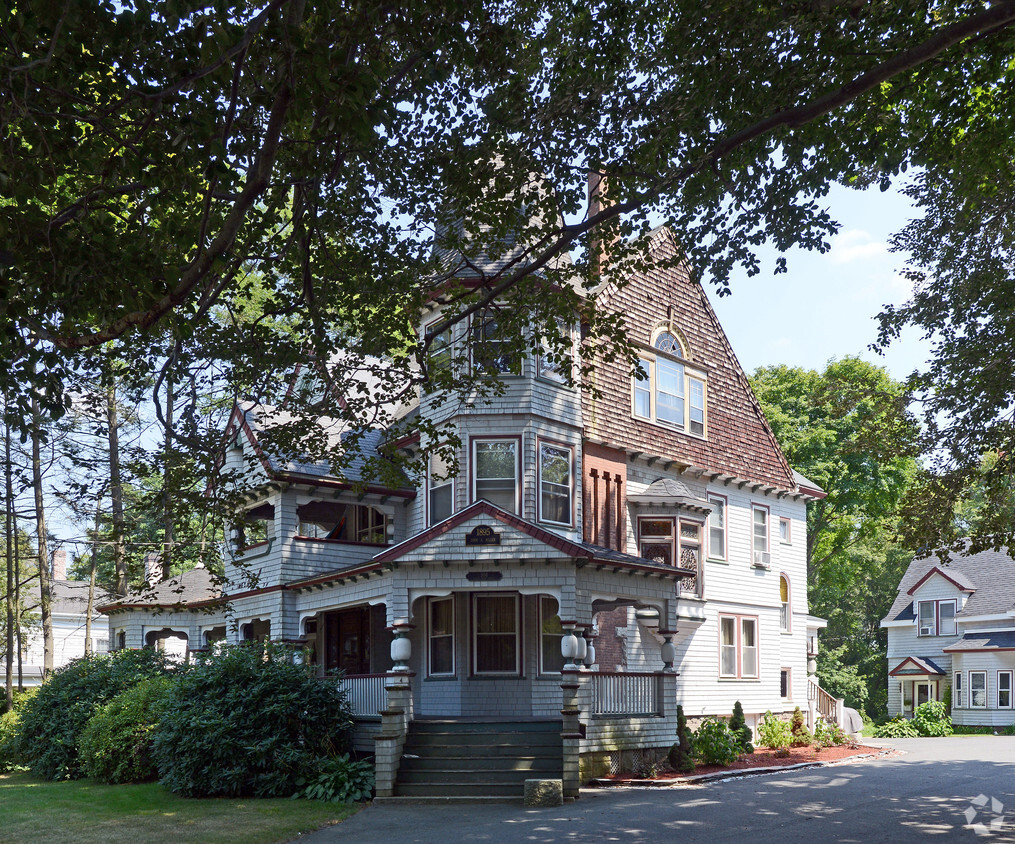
[954,671,963,708]
[428,449,455,525]
[538,442,573,526]
[473,439,519,513]
[639,518,674,565]
[471,307,520,375]
[970,671,987,708]
[1000,671,1013,709]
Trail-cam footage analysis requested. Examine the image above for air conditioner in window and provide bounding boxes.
[753,550,771,569]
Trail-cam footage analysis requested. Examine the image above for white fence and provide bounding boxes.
[590,672,662,717]
[337,674,387,717]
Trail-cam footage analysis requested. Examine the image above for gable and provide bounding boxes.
[583,228,796,490]
[907,566,975,597]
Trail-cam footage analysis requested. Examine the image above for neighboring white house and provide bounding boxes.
[101,217,831,797]
[882,546,1015,726]
[22,551,111,685]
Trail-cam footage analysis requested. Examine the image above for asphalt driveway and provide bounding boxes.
[299,737,1015,843]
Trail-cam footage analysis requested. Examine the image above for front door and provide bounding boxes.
[915,681,935,707]
[324,607,371,675]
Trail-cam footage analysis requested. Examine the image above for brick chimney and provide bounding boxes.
[51,548,67,581]
[587,169,615,280]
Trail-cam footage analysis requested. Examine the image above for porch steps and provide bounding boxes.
[394,719,563,798]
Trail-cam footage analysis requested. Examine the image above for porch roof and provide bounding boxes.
[944,631,1015,653]
[889,656,947,676]
[287,500,695,590]
[97,564,223,614]
[626,478,712,513]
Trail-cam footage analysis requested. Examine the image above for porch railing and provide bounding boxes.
[808,677,837,722]
[590,671,663,717]
[337,673,388,717]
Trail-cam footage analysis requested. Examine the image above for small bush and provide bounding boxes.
[790,706,812,746]
[912,700,952,737]
[871,716,919,738]
[729,701,754,754]
[668,705,695,773]
[814,718,847,746]
[153,642,354,798]
[16,649,178,780]
[80,676,176,783]
[758,711,792,749]
[0,709,22,772]
[295,754,374,803]
[691,717,741,767]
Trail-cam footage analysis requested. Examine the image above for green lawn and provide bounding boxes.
[0,772,359,844]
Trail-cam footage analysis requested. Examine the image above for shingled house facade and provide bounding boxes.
[101,225,830,798]
[882,546,1015,727]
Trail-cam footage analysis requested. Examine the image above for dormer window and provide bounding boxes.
[632,331,706,435]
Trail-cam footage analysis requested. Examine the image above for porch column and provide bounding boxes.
[374,622,414,798]
[806,653,818,731]
[560,621,582,800]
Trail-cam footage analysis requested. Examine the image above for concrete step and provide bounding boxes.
[393,781,533,798]
[399,755,561,773]
[396,768,561,785]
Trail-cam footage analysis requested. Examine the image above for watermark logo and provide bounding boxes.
[965,794,1007,836]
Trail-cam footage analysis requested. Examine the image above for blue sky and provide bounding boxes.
[708,181,932,382]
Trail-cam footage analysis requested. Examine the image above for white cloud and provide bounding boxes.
[829,229,888,264]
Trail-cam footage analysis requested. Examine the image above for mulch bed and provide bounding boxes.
[594,743,889,786]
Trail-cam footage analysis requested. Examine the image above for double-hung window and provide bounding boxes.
[707,494,726,560]
[970,671,987,708]
[938,601,957,636]
[1000,671,1013,709]
[954,671,963,708]
[428,597,455,676]
[538,442,573,526]
[472,593,520,675]
[428,449,455,525]
[632,333,706,435]
[473,439,519,513]
[917,599,957,636]
[537,321,571,383]
[719,614,759,679]
[539,597,564,674]
[780,575,791,632]
[639,518,675,566]
[917,601,936,636]
[472,307,521,375]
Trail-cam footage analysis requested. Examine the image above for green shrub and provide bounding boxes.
[0,709,22,772]
[691,717,741,767]
[16,649,178,780]
[912,700,952,737]
[152,642,354,798]
[668,705,695,773]
[758,711,792,749]
[871,715,919,738]
[295,754,374,803]
[790,706,812,746]
[729,701,754,754]
[80,676,176,784]
[814,718,847,746]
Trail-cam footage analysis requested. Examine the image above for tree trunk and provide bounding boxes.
[31,392,54,679]
[162,352,175,580]
[84,495,101,656]
[4,409,14,712]
[107,377,128,597]
[14,509,22,691]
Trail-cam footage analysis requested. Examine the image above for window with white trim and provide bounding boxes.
[970,670,987,708]
[428,449,455,525]
[473,439,519,513]
[537,321,571,383]
[471,307,520,375]
[752,505,770,566]
[428,597,455,676]
[954,671,963,708]
[781,668,791,699]
[539,597,564,674]
[917,600,936,636]
[707,494,726,560]
[1000,671,1013,709]
[779,517,791,544]
[472,593,520,675]
[538,442,572,526]
[679,520,702,571]
[719,614,759,679]
[938,600,957,636]
[424,318,454,381]
[632,333,706,435]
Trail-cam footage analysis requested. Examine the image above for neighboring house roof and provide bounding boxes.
[889,655,947,676]
[791,470,827,499]
[230,402,414,495]
[97,564,222,613]
[882,546,1015,625]
[48,579,112,616]
[944,632,1015,653]
[627,478,713,513]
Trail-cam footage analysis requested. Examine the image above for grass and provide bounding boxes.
[0,772,360,844]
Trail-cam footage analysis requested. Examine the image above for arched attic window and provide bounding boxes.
[633,327,706,436]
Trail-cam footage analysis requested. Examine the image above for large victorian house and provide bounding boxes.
[100,223,831,799]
